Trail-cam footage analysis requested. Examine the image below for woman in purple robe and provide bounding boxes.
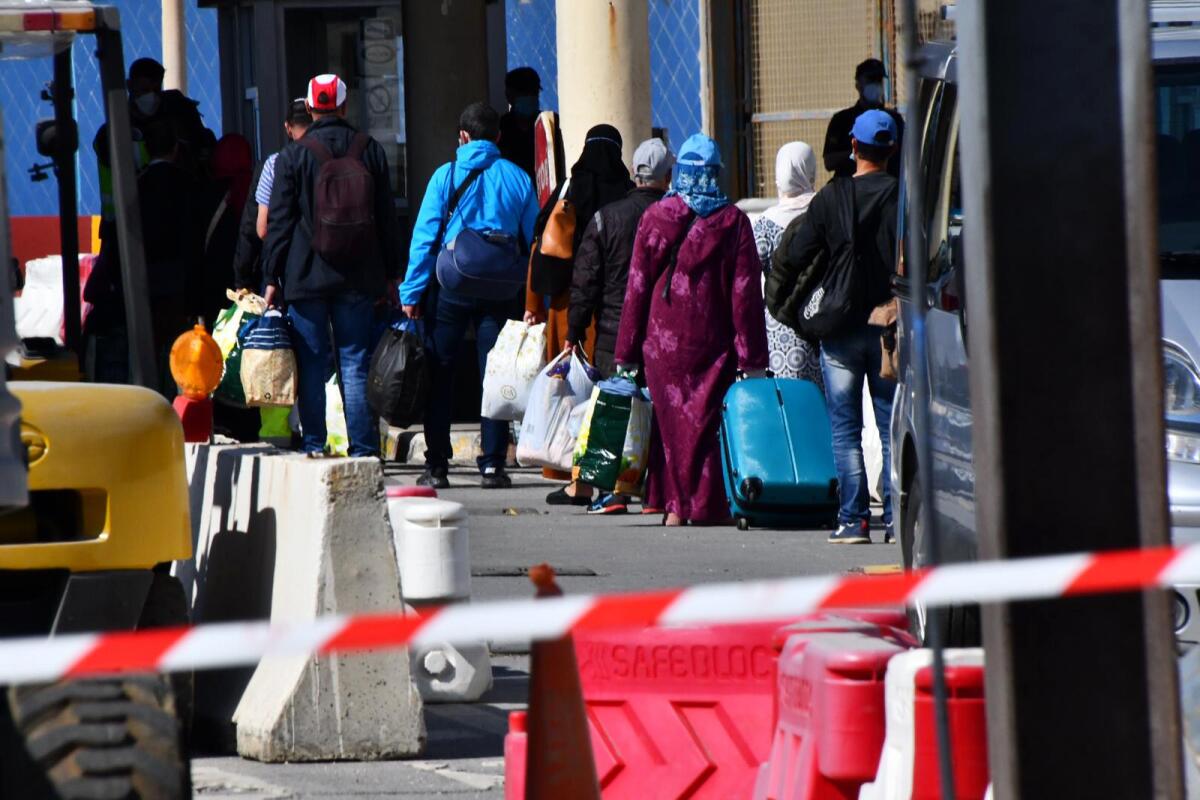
[614,134,768,526]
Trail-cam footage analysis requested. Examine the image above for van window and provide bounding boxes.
[1156,63,1200,276]
[924,84,958,281]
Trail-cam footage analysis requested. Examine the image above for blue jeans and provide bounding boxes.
[423,287,512,473]
[289,292,379,457]
[821,325,896,525]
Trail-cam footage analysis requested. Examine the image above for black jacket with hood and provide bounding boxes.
[262,116,400,302]
[567,186,665,355]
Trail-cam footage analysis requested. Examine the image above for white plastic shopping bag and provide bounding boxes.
[325,376,349,456]
[516,351,598,470]
[481,320,546,420]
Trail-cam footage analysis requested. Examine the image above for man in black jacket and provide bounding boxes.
[823,58,905,179]
[262,74,400,458]
[564,138,672,515]
[567,138,673,375]
[778,110,899,546]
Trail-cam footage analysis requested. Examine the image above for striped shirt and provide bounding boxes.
[255,152,278,206]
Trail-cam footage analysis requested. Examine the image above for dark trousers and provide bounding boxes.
[289,292,378,457]
[423,287,512,472]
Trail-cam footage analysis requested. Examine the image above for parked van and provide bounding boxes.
[892,22,1200,645]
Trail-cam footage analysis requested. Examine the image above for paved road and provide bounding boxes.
[192,465,896,798]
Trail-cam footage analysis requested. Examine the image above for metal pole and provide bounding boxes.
[956,1,1183,797]
[161,0,187,94]
[97,25,158,390]
[897,1,955,797]
[53,46,81,358]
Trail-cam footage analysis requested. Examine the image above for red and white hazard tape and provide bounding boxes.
[0,543,1195,685]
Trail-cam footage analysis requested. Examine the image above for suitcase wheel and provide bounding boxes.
[735,515,750,532]
[740,477,763,503]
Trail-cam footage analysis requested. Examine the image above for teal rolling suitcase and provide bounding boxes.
[720,377,839,530]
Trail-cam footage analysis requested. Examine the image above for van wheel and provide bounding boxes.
[3,675,190,799]
[901,475,981,647]
[736,516,750,531]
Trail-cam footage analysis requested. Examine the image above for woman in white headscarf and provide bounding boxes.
[752,141,823,388]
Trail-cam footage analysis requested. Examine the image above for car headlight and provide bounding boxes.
[1165,344,1200,417]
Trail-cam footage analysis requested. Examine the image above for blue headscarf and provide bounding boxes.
[668,133,729,218]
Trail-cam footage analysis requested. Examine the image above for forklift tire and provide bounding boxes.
[3,674,190,799]
[137,572,193,747]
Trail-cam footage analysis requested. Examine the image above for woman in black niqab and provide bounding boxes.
[524,124,634,494]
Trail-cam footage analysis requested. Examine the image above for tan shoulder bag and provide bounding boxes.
[538,178,576,259]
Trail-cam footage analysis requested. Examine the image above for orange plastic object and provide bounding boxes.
[169,324,223,399]
[523,563,600,800]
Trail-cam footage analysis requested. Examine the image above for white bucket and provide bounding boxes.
[400,498,471,603]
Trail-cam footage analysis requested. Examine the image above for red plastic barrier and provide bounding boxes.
[913,665,989,799]
[385,485,437,499]
[504,620,785,799]
[754,630,910,800]
[580,620,783,798]
[765,613,916,735]
[504,712,527,800]
[769,608,914,651]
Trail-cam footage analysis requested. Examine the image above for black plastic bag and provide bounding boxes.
[367,320,429,428]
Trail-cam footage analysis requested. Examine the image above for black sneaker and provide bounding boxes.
[417,468,449,490]
[883,521,895,545]
[546,486,592,506]
[587,493,629,515]
[828,520,871,544]
[480,467,512,489]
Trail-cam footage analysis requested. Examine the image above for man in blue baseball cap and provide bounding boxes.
[770,108,900,545]
[823,58,905,178]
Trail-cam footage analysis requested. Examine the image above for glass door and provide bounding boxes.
[282,4,408,204]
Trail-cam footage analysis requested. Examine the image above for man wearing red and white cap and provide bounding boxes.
[306,73,347,112]
[262,73,400,458]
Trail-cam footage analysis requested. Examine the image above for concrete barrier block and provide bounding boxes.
[182,444,425,761]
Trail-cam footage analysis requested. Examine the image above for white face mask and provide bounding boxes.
[862,82,884,106]
[133,92,161,117]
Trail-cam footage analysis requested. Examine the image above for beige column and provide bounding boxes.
[555,0,652,169]
[161,0,186,93]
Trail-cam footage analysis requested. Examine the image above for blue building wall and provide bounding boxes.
[1,0,221,217]
[505,0,702,151]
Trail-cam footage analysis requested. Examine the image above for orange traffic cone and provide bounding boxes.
[524,563,601,800]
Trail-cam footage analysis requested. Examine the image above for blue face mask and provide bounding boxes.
[862,82,884,106]
[512,95,538,118]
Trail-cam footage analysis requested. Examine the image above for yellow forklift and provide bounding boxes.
[0,4,193,797]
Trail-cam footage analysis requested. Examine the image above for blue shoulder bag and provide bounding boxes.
[433,163,527,299]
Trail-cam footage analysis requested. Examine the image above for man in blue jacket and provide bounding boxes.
[401,102,539,489]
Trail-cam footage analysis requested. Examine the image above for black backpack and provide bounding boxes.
[299,132,376,268]
[795,178,866,340]
[367,321,429,428]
